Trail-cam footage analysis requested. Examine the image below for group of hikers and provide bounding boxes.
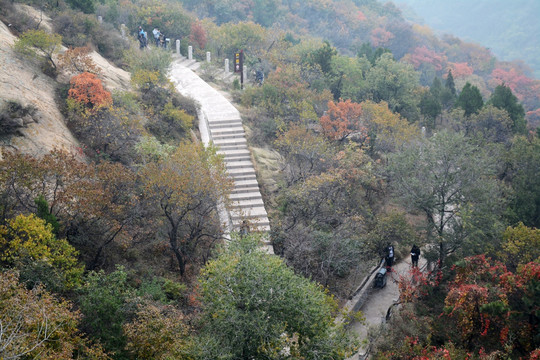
[137,26,168,49]
[384,243,421,270]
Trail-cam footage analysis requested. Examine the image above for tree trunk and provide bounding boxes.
[168,224,185,276]
[438,241,444,268]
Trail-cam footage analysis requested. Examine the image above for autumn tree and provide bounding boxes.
[388,130,504,267]
[360,100,420,154]
[58,46,100,75]
[499,222,540,269]
[0,271,109,359]
[123,303,191,359]
[464,105,513,144]
[68,72,113,113]
[189,21,207,49]
[0,214,83,290]
[456,82,483,116]
[274,124,333,184]
[13,29,62,72]
[140,142,232,276]
[196,234,358,359]
[489,84,527,134]
[320,99,366,142]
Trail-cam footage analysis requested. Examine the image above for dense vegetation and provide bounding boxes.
[0,0,539,359]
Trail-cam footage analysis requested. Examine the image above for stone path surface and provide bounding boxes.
[168,56,271,248]
[347,257,427,359]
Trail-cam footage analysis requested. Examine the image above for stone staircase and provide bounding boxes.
[168,56,272,248]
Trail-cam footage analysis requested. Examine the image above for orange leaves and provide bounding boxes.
[320,99,366,142]
[406,46,446,71]
[68,72,112,113]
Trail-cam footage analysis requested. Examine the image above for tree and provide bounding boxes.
[68,72,113,113]
[0,214,83,290]
[140,142,232,276]
[445,70,456,97]
[57,46,100,75]
[504,136,540,228]
[65,0,96,13]
[419,91,442,128]
[465,105,513,144]
[320,99,366,142]
[196,235,358,359]
[78,267,133,358]
[13,29,62,71]
[388,130,504,267]
[489,84,527,134]
[0,271,109,359]
[364,53,421,121]
[303,40,338,74]
[456,82,484,116]
[499,222,540,269]
[123,303,191,360]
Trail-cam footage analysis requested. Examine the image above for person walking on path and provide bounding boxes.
[411,244,420,267]
[385,243,395,270]
[152,27,160,46]
[138,26,147,49]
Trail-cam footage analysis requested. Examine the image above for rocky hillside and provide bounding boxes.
[0,6,130,159]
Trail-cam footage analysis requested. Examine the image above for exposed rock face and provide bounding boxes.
[0,12,131,160]
[0,20,79,158]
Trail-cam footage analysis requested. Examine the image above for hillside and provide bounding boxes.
[396,0,540,79]
[0,1,539,359]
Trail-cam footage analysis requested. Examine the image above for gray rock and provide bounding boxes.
[6,117,24,128]
[22,114,34,125]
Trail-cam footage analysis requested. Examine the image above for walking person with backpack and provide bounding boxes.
[411,244,421,267]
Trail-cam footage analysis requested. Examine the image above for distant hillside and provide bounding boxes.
[396,0,540,78]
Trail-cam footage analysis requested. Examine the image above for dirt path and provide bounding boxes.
[348,257,427,359]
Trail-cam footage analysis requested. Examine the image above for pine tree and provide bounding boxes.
[456,82,483,116]
[489,84,526,134]
[445,70,456,96]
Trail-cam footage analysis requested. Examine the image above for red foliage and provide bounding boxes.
[407,46,446,71]
[68,72,112,112]
[189,21,207,49]
[446,62,474,78]
[370,27,394,47]
[320,99,366,142]
[490,67,539,102]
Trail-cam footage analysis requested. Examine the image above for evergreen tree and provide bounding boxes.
[489,84,527,134]
[34,194,60,235]
[419,91,442,129]
[445,70,456,96]
[430,76,443,98]
[456,82,484,116]
[65,0,95,13]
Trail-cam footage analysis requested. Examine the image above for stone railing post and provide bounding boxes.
[120,24,126,39]
[243,65,248,83]
[97,16,103,24]
[225,58,229,73]
[176,39,180,55]
[206,51,211,62]
[188,45,193,60]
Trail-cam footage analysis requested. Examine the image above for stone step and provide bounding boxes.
[230,173,257,182]
[212,133,246,141]
[232,218,270,229]
[232,186,261,194]
[180,58,197,68]
[233,179,260,189]
[211,126,245,135]
[216,144,249,151]
[218,148,251,157]
[207,117,242,125]
[226,160,254,169]
[189,62,200,70]
[230,198,266,208]
[230,190,262,200]
[227,167,255,176]
[225,156,252,164]
[209,121,243,129]
[230,207,268,220]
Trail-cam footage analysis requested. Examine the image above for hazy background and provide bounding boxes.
[396,0,540,78]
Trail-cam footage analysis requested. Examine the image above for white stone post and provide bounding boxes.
[225,58,229,73]
[243,65,248,83]
[120,24,126,39]
[206,51,211,63]
[188,45,193,60]
[176,39,180,55]
[97,16,103,24]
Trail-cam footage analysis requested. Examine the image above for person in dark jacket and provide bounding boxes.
[411,244,420,267]
[385,243,394,270]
